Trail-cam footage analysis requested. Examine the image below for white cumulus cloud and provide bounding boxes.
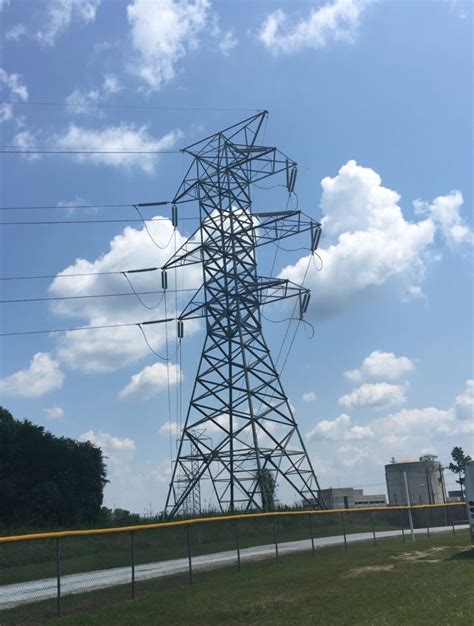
[279,160,470,318]
[303,391,317,403]
[338,443,370,467]
[12,122,181,171]
[42,406,64,420]
[119,362,182,399]
[79,430,136,461]
[0,353,64,397]
[453,379,474,421]
[127,0,211,91]
[0,67,28,123]
[23,0,100,46]
[66,74,122,114]
[306,379,473,478]
[6,1,100,46]
[53,124,181,173]
[219,30,238,54]
[159,420,180,437]
[258,0,370,54]
[344,350,414,382]
[306,413,373,441]
[414,190,473,248]
[49,217,201,373]
[339,382,407,410]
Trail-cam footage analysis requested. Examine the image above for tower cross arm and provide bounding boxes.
[177,278,311,322]
[162,211,322,271]
[252,211,321,250]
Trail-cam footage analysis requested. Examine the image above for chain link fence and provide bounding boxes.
[0,502,468,623]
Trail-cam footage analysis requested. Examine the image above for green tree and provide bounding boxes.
[256,468,277,511]
[448,446,472,500]
[0,407,108,528]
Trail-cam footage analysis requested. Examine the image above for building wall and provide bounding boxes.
[353,495,387,508]
[320,488,386,509]
[385,458,446,506]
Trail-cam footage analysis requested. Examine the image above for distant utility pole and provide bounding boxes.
[162,112,325,517]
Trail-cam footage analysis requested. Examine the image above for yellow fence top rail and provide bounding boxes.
[0,501,465,544]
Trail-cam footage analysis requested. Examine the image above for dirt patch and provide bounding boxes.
[392,552,430,562]
[391,546,451,562]
[427,547,450,553]
[345,565,395,578]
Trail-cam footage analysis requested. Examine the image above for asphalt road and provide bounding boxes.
[0,524,468,610]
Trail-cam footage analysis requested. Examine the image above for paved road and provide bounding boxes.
[0,525,467,610]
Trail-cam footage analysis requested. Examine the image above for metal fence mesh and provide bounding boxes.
[0,503,469,622]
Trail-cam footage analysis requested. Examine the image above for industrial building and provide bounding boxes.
[385,455,446,506]
[319,487,386,510]
[447,490,463,502]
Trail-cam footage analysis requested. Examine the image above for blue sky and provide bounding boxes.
[0,0,472,513]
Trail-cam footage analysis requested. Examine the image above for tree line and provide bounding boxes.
[0,407,107,528]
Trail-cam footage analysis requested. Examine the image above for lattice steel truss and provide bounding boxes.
[163,112,325,517]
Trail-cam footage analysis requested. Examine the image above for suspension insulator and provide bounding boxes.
[300,293,311,318]
[172,204,178,227]
[288,166,297,193]
[311,224,322,251]
[161,270,168,290]
[177,320,184,339]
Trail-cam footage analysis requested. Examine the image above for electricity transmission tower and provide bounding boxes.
[163,112,325,517]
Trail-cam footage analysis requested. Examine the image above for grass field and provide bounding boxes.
[2,530,472,625]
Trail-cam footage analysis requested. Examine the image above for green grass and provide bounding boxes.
[2,531,472,625]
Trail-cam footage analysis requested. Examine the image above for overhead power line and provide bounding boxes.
[0,267,161,281]
[0,288,196,304]
[0,203,134,211]
[0,148,182,155]
[1,100,261,113]
[0,216,196,225]
[0,199,183,211]
[0,317,176,337]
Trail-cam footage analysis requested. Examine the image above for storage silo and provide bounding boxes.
[385,455,446,505]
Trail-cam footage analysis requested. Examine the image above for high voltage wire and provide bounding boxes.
[0,199,194,211]
[0,203,134,211]
[1,100,261,113]
[0,148,182,155]
[0,317,176,337]
[0,217,197,225]
[0,288,196,304]
[0,267,161,281]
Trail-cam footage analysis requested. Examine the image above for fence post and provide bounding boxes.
[234,521,241,572]
[272,516,279,562]
[370,510,377,547]
[424,507,431,539]
[131,531,135,600]
[56,537,61,618]
[403,471,415,543]
[186,525,193,585]
[449,505,456,534]
[400,509,406,543]
[340,512,348,552]
[308,513,315,558]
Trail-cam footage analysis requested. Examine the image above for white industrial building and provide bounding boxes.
[319,487,386,510]
[385,455,447,506]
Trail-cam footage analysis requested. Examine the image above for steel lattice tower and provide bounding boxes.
[163,112,325,517]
